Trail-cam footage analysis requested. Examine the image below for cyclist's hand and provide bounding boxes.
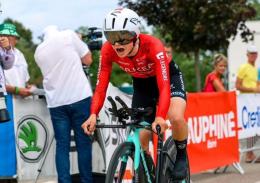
[152,117,168,134]
[82,114,97,135]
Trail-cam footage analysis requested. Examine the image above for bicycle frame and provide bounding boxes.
[122,121,153,183]
[95,96,183,183]
[97,121,154,183]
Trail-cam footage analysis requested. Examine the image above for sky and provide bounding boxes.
[0,0,121,43]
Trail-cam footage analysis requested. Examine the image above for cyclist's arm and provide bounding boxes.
[155,58,171,119]
[151,42,171,119]
[90,44,113,115]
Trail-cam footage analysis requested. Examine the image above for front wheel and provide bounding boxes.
[105,142,151,183]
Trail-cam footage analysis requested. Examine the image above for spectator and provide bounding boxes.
[34,25,93,183]
[0,23,32,97]
[0,31,14,92]
[203,54,228,92]
[236,45,260,163]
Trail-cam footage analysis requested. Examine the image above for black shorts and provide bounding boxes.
[131,61,186,123]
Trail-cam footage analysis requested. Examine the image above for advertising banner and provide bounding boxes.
[237,94,260,139]
[13,97,78,181]
[13,97,56,180]
[185,92,239,173]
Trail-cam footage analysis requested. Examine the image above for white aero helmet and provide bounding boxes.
[103,8,141,45]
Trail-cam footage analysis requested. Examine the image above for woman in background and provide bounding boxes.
[203,54,228,92]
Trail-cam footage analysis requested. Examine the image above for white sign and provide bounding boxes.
[237,94,260,139]
[13,96,78,181]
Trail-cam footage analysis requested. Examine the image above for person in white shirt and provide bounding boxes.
[0,23,32,97]
[34,25,93,183]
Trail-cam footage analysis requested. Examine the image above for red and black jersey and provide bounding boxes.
[91,34,171,119]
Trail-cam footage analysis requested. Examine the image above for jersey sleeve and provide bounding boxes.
[150,39,171,119]
[90,43,112,115]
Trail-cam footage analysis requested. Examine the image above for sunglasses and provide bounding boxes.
[104,30,137,45]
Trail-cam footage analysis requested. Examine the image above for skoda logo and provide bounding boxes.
[16,115,49,163]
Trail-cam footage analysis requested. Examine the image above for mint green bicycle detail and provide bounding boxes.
[113,121,153,183]
[125,121,149,170]
[98,96,190,183]
[105,121,154,183]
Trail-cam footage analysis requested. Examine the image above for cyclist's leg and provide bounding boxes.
[132,76,158,151]
[140,130,152,151]
[139,130,156,181]
[168,61,187,140]
[132,77,157,175]
[168,61,189,180]
[168,97,187,140]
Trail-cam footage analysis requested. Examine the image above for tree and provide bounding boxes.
[250,0,260,20]
[119,0,256,91]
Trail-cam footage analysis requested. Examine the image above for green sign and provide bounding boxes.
[16,115,49,163]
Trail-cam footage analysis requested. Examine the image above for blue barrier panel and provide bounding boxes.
[0,94,16,176]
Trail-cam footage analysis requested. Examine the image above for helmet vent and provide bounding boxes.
[112,18,115,29]
[123,18,128,29]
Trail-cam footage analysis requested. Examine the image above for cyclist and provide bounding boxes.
[82,7,188,180]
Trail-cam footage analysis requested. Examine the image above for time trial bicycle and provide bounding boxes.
[96,96,190,183]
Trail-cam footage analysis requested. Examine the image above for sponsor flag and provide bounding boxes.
[185,91,239,173]
[236,94,260,139]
